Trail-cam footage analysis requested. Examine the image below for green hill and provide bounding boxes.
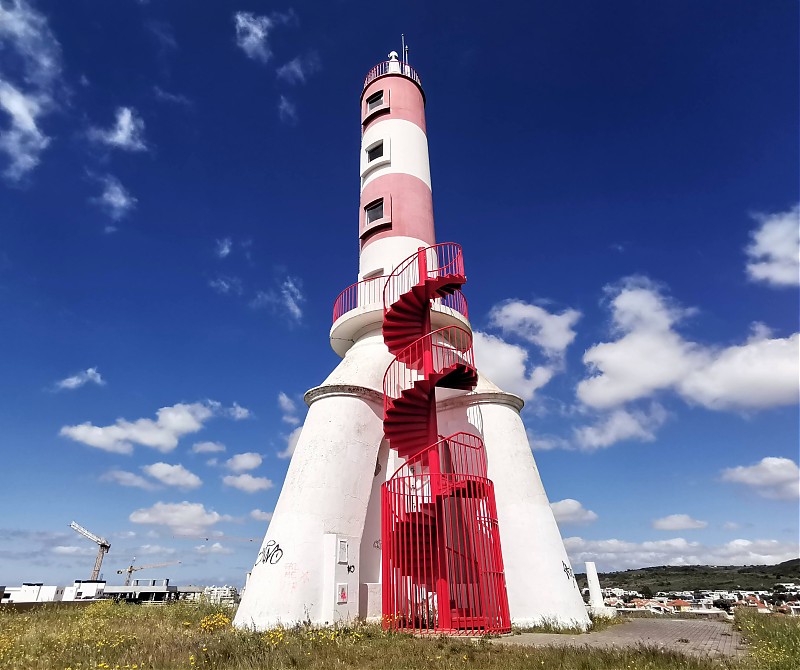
[575,559,800,592]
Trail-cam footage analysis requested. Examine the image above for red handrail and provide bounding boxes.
[364,61,422,88]
[384,243,465,315]
[332,275,388,322]
[383,325,474,413]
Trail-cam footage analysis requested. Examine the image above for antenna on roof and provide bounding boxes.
[401,34,409,65]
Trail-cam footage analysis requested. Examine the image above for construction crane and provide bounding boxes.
[117,559,181,586]
[69,521,111,581]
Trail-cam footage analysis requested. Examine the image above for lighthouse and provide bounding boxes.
[234,52,590,632]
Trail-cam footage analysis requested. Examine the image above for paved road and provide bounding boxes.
[495,618,746,659]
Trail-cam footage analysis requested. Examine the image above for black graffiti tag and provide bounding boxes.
[562,561,574,581]
[257,540,284,566]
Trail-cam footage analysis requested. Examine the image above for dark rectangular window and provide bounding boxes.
[365,199,384,224]
[367,142,384,162]
[366,91,384,111]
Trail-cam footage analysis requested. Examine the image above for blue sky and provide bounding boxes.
[1,0,797,587]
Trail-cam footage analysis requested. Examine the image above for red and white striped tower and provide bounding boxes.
[234,52,589,632]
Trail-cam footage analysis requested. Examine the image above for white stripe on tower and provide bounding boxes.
[358,53,434,279]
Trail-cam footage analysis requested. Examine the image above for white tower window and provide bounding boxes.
[365,199,384,224]
[367,141,384,163]
[366,90,384,111]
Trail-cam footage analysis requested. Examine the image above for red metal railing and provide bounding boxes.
[383,326,474,413]
[332,275,387,322]
[384,243,465,314]
[333,276,468,325]
[381,432,511,635]
[364,61,422,88]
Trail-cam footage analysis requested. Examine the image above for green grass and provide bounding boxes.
[0,600,795,669]
[735,608,800,669]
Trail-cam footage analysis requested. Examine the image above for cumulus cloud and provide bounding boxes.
[227,402,251,420]
[573,404,667,451]
[224,452,262,473]
[88,107,147,151]
[52,545,95,557]
[136,544,175,556]
[250,509,272,522]
[129,501,230,536]
[721,457,800,501]
[0,0,62,181]
[222,473,273,493]
[90,174,137,220]
[233,10,294,63]
[277,425,302,459]
[278,391,300,424]
[577,277,799,411]
[564,536,798,572]
[153,86,191,106]
[652,514,708,531]
[195,542,233,555]
[488,300,580,358]
[550,499,598,525]
[142,462,202,490]
[215,237,232,258]
[251,276,305,323]
[192,441,225,454]
[472,331,554,401]
[60,401,219,454]
[745,204,800,287]
[54,367,105,391]
[100,469,156,490]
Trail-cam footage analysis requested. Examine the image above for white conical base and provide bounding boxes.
[235,330,589,630]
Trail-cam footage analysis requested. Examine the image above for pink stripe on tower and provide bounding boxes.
[358,53,434,252]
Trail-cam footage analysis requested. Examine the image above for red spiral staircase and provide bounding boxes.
[380,243,511,635]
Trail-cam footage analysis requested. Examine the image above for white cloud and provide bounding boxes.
[652,514,708,531]
[224,452,262,473]
[129,501,230,536]
[222,473,273,493]
[278,391,300,424]
[277,425,302,459]
[564,536,798,572]
[195,542,233,555]
[233,11,295,63]
[209,275,243,295]
[192,441,225,454]
[723,522,741,530]
[0,0,62,181]
[55,367,105,390]
[488,300,580,358]
[227,402,251,420]
[250,509,272,522]
[52,545,95,557]
[721,457,800,501]
[90,174,137,220]
[215,238,232,258]
[153,86,191,106]
[142,462,202,490]
[251,276,305,322]
[136,544,175,556]
[278,95,297,124]
[550,499,598,525]
[577,277,799,411]
[276,54,319,84]
[100,469,156,490]
[88,106,147,151]
[573,404,667,451]
[60,401,218,454]
[473,331,554,401]
[746,204,800,287]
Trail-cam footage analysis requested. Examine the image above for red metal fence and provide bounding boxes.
[381,433,511,635]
